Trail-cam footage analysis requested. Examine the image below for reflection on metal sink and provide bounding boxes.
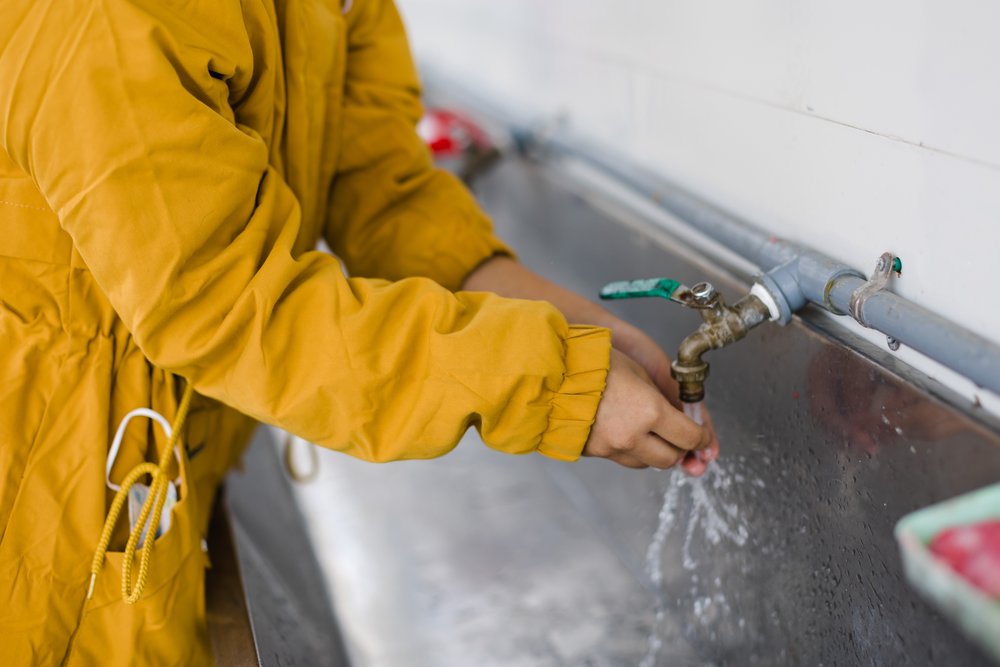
[282,152,1000,667]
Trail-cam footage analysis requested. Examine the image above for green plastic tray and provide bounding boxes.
[895,482,1000,663]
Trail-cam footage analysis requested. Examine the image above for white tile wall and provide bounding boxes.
[398,0,1000,410]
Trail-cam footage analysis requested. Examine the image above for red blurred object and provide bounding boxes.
[418,108,493,158]
[417,108,500,182]
[929,520,1000,598]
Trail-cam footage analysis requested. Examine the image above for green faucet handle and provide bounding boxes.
[599,278,693,304]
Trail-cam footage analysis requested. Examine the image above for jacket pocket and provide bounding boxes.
[70,449,213,667]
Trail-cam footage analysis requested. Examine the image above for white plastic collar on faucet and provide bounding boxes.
[750,283,782,322]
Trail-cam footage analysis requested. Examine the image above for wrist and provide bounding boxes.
[460,254,518,292]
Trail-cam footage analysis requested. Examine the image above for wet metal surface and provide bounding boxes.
[290,154,1000,666]
[227,429,352,667]
[293,431,659,666]
[477,156,1000,665]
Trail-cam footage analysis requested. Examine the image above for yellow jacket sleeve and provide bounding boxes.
[0,0,610,462]
[326,0,510,289]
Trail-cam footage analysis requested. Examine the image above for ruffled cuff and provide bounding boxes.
[537,325,612,461]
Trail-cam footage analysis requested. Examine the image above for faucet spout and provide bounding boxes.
[598,276,777,403]
[671,283,772,403]
[673,331,712,403]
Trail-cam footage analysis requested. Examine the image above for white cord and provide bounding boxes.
[106,408,180,491]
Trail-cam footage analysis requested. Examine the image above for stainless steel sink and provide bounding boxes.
[240,152,1000,666]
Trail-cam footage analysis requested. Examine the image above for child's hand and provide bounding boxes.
[583,349,711,470]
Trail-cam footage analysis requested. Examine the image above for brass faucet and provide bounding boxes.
[600,278,774,403]
[671,282,771,402]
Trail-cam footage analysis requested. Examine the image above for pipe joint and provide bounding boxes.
[754,251,865,325]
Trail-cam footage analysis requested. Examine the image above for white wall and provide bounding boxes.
[397,0,1000,411]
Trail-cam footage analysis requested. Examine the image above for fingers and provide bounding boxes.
[590,422,689,471]
[649,402,711,452]
[608,452,649,469]
[680,453,708,477]
[698,440,720,462]
[679,439,720,477]
[598,435,681,470]
[620,412,720,474]
[630,433,687,469]
[604,438,683,471]
[604,432,688,471]
[609,434,714,472]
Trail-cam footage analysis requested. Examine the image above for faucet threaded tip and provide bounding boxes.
[671,359,709,404]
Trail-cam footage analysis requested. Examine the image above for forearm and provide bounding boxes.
[463,255,679,401]
[462,256,617,329]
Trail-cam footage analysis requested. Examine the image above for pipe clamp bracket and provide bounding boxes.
[849,251,900,328]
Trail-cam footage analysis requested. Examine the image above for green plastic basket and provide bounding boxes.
[895,482,1000,663]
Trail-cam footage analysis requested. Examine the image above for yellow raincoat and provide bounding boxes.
[0,0,610,664]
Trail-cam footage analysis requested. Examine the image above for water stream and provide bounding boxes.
[639,402,762,666]
[683,400,703,427]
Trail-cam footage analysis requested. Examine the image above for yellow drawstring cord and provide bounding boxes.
[88,382,195,604]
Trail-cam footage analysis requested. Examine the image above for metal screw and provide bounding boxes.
[887,336,901,351]
[691,282,718,306]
